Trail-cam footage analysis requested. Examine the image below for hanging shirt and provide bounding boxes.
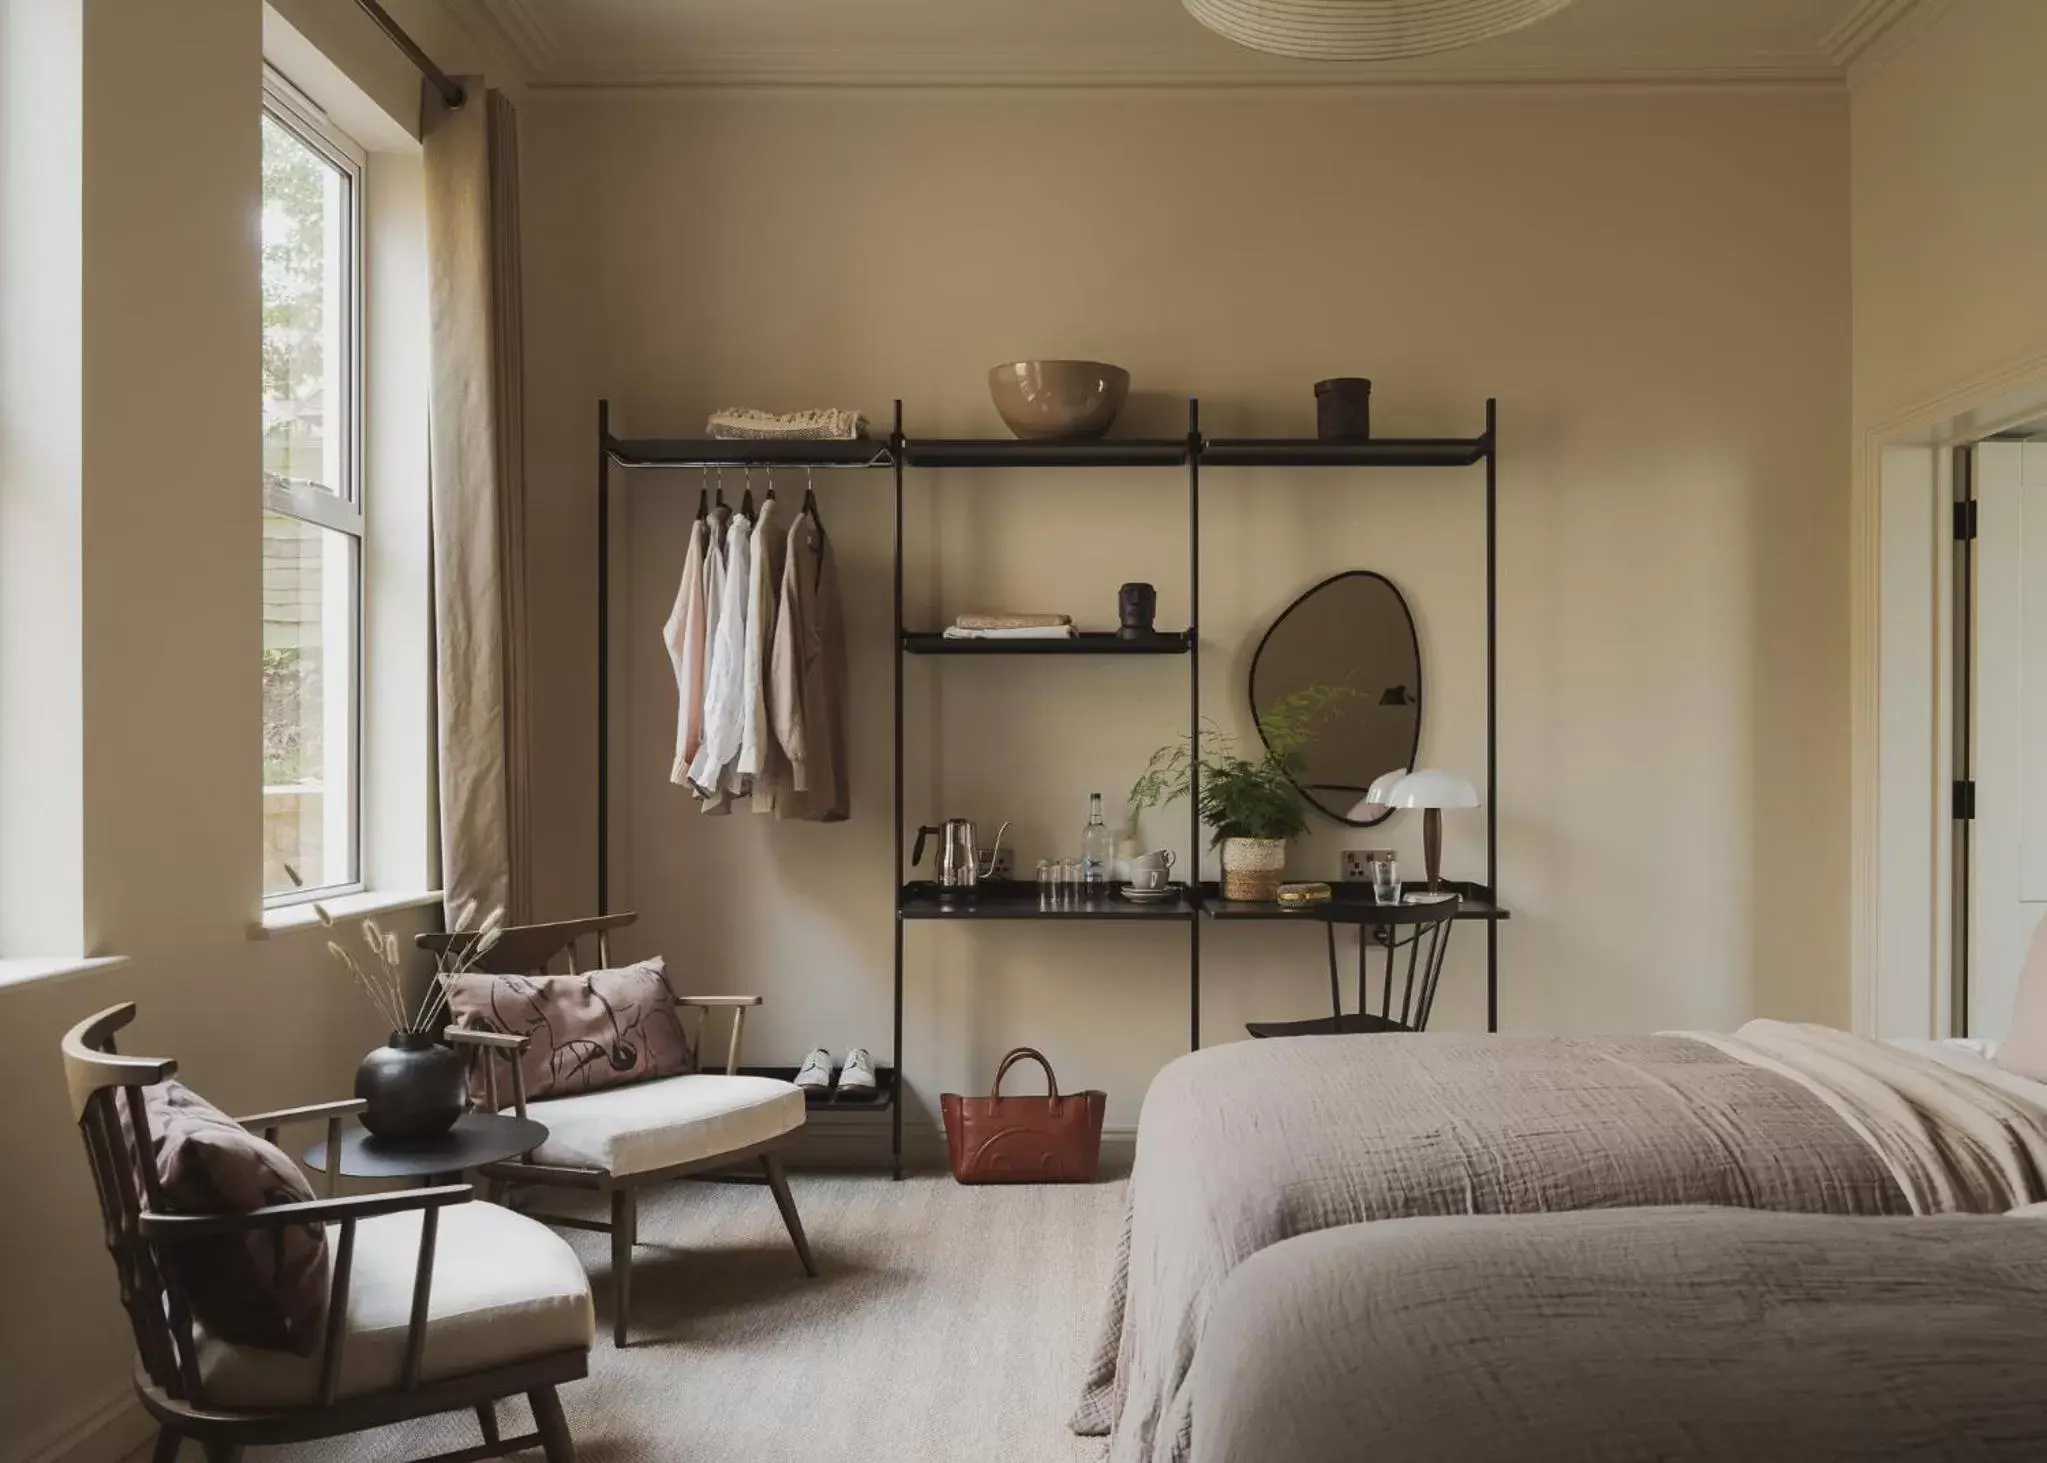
[690,506,729,808]
[690,508,753,807]
[661,517,709,786]
[771,508,849,822]
[739,497,788,813]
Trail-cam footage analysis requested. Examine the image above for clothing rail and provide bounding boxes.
[354,0,465,110]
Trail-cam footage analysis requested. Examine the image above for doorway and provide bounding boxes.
[1962,437,2047,1037]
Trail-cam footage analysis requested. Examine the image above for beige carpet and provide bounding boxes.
[251,1172,1124,1463]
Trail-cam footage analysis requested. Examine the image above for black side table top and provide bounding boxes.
[305,1111,548,1182]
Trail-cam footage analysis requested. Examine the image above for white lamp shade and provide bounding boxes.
[1345,768,1412,822]
[1183,0,1577,63]
[1386,769,1480,810]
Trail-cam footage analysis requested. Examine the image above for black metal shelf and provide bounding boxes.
[899,882,1197,921]
[605,436,894,469]
[901,630,1191,656]
[738,1064,897,1110]
[1201,881,1510,922]
[1202,436,1489,468]
[903,439,1189,469]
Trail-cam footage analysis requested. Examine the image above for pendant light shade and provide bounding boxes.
[1183,0,1576,62]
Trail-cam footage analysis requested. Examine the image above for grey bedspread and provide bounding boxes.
[1190,1207,2047,1462]
[1074,1033,1913,1463]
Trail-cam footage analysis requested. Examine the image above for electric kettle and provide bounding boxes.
[912,818,1010,888]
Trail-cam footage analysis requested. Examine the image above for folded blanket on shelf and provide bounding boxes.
[706,407,868,441]
[954,613,1073,630]
[941,625,1079,640]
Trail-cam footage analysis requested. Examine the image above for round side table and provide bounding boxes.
[305,1111,548,1187]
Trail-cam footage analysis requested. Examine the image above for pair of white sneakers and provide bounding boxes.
[795,1046,876,1096]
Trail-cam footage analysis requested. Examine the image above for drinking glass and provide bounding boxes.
[1037,860,1053,909]
[1370,854,1401,906]
[1061,860,1083,906]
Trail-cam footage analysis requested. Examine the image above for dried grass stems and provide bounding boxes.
[284,867,507,1039]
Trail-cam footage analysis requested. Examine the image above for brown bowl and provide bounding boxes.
[988,360,1131,441]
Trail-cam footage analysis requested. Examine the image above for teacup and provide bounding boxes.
[1131,848,1176,871]
[1130,867,1171,892]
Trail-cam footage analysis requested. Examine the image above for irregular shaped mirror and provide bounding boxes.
[1249,571,1422,827]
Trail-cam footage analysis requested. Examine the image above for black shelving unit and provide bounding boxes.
[594,395,1505,1182]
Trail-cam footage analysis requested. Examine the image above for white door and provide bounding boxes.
[1970,442,2047,1036]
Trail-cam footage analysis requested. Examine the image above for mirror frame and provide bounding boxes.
[1247,569,1423,828]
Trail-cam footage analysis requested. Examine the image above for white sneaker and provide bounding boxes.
[838,1047,877,1095]
[794,1047,834,1092]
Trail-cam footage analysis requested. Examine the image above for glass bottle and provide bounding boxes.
[1081,793,1114,888]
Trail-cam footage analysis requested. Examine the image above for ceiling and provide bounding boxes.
[449,0,1912,88]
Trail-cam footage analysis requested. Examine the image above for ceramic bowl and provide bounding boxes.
[988,361,1130,441]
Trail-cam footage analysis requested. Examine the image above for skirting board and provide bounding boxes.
[15,1383,152,1463]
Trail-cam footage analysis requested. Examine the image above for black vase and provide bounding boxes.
[354,1032,467,1140]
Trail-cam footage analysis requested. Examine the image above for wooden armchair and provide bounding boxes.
[421,912,816,1348]
[63,1004,591,1463]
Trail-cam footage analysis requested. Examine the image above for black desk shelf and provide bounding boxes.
[605,437,894,469]
[738,1064,897,1110]
[904,439,1188,469]
[900,881,1197,921]
[1201,881,1510,922]
[594,395,1504,1183]
[901,630,1191,656]
[1202,437,1489,469]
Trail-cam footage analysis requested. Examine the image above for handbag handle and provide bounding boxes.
[990,1046,1059,1100]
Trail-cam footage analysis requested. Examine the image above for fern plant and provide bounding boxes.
[1127,685,1359,848]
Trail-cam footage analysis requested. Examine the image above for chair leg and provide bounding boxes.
[529,1385,577,1463]
[610,1185,637,1349]
[150,1429,183,1463]
[761,1152,818,1277]
[476,1401,500,1445]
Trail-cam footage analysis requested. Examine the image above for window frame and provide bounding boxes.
[261,70,368,909]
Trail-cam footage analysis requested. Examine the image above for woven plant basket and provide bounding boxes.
[1220,837,1287,901]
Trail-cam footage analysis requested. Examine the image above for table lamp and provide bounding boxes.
[1385,769,1479,897]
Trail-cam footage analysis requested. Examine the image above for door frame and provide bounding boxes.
[1853,354,2047,1036]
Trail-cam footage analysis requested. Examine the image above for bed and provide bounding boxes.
[1073,1023,2047,1463]
[1187,1205,2047,1463]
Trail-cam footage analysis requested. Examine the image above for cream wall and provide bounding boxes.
[1850,0,2047,433]
[0,4,475,1460]
[520,87,1852,1144]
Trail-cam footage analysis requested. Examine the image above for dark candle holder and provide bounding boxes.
[1119,582,1157,640]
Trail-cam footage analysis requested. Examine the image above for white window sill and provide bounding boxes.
[0,954,131,995]
[254,888,443,939]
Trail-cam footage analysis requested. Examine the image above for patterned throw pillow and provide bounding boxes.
[444,956,696,1104]
[124,1081,330,1355]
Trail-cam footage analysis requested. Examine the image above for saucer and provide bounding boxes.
[1120,887,1178,903]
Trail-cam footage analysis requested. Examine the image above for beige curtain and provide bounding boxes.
[422,81,531,927]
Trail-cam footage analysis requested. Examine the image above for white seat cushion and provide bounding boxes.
[523,1073,804,1177]
[198,1201,592,1408]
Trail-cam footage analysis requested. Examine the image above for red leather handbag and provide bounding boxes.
[941,1047,1106,1184]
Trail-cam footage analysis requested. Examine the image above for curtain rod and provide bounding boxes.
[354,0,466,110]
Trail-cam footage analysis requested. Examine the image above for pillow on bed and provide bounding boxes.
[1995,921,2047,1083]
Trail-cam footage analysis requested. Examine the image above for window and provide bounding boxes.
[262,76,364,903]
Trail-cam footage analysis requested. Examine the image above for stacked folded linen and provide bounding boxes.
[707,407,869,441]
[942,613,1076,641]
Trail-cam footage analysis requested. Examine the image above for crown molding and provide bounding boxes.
[514,48,1846,93]
[442,0,560,78]
[1821,0,1926,68]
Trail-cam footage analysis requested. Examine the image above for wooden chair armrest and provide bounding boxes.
[673,995,763,1008]
[138,1184,473,1239]
[236,1098,367,1131]
[444,1026,531,1052]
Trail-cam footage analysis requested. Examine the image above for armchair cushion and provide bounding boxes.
[523,1073,804,1176]
[128,1081,329,1355]
[446,956,694,1103]
[197,1201,593,1407]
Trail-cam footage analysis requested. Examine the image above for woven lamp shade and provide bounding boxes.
[1183,0,1576,62]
